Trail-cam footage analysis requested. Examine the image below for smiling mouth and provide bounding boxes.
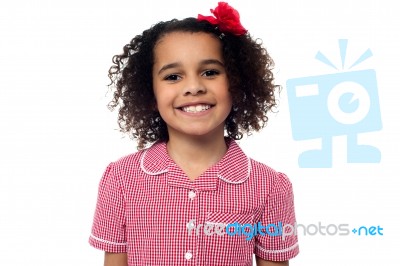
[180,104,213,113]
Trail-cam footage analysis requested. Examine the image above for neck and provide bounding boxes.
[166,132,228,180]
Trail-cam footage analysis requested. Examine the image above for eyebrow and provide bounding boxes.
[157,59,225,75]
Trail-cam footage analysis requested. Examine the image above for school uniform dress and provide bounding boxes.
[89,138,299,265]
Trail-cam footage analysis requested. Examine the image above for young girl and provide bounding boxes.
[89,2,299,265]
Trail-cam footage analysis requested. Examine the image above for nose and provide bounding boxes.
[183,76,206,96]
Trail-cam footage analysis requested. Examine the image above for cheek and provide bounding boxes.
[153,87,174,111]
[227,90,233,103]
[151,87,159,110]
[223,88,233,107]
[152,84,163,104]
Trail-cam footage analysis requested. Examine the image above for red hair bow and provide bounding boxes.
[197,2,247,36]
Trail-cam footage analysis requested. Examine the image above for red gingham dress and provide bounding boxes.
[89,138,299,265]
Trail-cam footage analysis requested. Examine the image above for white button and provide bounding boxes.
[188,191,196,199]
[186,220,195,229]
[185,251,193,260]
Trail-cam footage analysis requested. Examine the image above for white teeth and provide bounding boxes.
[182,104,211,113]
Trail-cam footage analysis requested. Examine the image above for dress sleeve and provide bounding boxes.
[89,163,127,253]
[254,172,299,261]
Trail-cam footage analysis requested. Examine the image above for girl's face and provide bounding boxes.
[152,31,232,140]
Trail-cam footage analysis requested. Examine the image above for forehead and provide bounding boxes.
[153,32,223,63]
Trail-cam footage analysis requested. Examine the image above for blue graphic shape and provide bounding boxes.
[349,49,373,69]
[339,39,348,69]
[339,93,359,113]
[315,51,338,70]
[286,40,382,168]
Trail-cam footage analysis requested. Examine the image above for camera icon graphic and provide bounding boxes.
[286,40,382,168]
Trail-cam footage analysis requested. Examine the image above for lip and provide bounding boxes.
[174,101,216,117]
[175,101,215,109]
[176,105,214,117]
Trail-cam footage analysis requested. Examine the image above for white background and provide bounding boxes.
[1,0,399,265]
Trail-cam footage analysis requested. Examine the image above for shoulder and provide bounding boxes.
[224,139,292,192]
[249,158,278,179]
[106,141,163,176]
[248,157,293,196]
[98,142,164,192]
[106,141,167,177]
[108,148,145,174]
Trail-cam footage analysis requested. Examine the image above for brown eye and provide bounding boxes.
[164,74,181,81]
[202,70,220,77]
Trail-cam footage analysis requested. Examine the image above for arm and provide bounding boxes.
[104,252,128,266]
[254,172,299,263]
[256,256,289,266]
[89,164,128,264]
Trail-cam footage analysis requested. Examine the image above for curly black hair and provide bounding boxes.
[107,17,279,149]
